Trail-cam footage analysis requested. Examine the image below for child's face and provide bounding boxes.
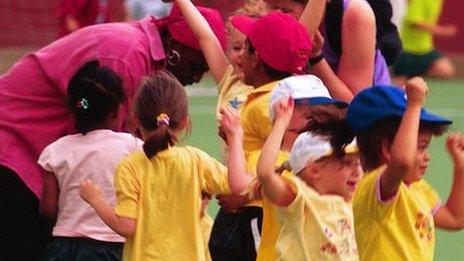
[228,28,246,79]
[307,153,363,201]
[404,131,433,183]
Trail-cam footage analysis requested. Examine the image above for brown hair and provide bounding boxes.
[356,117,450,171]
[301,104,354,158]
[133,73,189,158]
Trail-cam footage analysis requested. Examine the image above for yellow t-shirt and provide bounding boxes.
[249,150,291,261]
[114,147,230,261]
[276,176,359,261]
[200,213,214,261]
[353,165,441,261]
[216,65,254,118]
[240,81,279,160]
[401,0,444,54]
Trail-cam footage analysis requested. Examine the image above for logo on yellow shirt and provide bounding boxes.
[415,211,433,241]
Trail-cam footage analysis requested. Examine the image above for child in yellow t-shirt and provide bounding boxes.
[78,73,250,261]
[347,77,464,260]
[255,95,362,260]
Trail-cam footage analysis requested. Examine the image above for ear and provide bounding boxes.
[251,50,261,69]
[304,161,320,180]
[381,139,392,162]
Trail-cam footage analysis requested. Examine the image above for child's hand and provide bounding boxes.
[218,107,243,144]
[405,77,428,106]
[446,133,464,168]
[79,179,102,205]
[273,96,294,126]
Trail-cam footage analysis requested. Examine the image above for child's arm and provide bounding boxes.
[434,134,464,230]
[219,107,252,194]
[174,0,229,83]
[79,179,136,238]
[39,171,59,219]
[257,97,296,206]
[412,22,457,38]
[380,77,427,200]
[299,0,326,37]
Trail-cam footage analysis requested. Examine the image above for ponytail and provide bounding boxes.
[133,73,188,159]
[67,60,125,134]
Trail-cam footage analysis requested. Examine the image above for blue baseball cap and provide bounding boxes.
[347,86,452,133]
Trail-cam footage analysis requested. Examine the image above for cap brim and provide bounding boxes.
[420,109,452,125]
[230,15,256,36]
[296,97,348,108]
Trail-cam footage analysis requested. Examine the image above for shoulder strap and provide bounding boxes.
[325,0,344,58]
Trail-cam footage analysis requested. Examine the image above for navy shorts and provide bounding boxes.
[45,237,123,261]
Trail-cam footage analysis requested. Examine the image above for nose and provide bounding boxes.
[352,162,363,178]
[192,73,203,83]
[423,151,430,162]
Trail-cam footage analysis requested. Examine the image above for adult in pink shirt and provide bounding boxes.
[0,4,226,260]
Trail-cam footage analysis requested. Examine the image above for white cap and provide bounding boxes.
[289,132,358,174]
[269,75,347,120]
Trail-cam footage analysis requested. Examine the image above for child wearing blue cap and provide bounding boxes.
[347,77,464,260]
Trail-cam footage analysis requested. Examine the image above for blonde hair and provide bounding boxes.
[226,0,270,34]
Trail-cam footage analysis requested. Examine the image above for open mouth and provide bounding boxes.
[346,181,357,190]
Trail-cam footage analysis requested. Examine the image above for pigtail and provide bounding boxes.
[143,125,178,158]
[67,59,125,134]
[304,118,356,158]
[133,73,188,159]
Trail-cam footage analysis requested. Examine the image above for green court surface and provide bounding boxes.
[186,79,464,260]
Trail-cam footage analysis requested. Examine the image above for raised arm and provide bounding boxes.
[79,179,136,238]
[219,107,252,194]
[379,77,427,200]
[337,0,376,94]
[434,134,464,230]
[299,0,326,37]
[174,0,229,83]
[257,97,296,206]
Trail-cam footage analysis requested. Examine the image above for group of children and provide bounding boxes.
[37,0,464,260]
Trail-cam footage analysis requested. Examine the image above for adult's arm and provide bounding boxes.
[175,0,229,83]
[337,0,376,94]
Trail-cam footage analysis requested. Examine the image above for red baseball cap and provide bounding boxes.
[231,11,312,74]
[154,4,227,51]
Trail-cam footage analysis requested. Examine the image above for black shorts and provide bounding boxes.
[45,237,123,261]
[393,50,442,77]
[209,206,263,261]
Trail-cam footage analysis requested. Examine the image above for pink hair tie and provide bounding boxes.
[156,113,170,126]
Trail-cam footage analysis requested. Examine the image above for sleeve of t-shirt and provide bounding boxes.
[249,103,273,143]
[418,180,441,215]
[353,169,399,220]
[279,175,305,216]
[37,142,61,174]
[190,147,230,196]
[217,65,235,94]
[114,157,141,219]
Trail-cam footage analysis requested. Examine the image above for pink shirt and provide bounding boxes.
[38,129,143,242]
[0,17,165,198]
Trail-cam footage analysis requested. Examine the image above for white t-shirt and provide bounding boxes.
[38,129,143,242]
